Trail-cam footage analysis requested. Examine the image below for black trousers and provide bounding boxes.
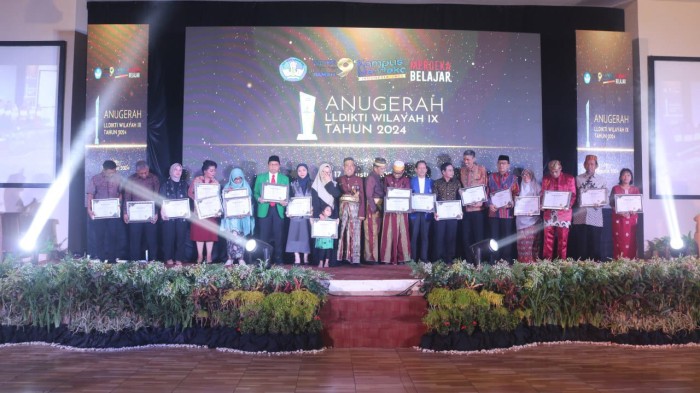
[410,214,431,262]
[462,210,486,263]
[162,219,188,262]
[129,221,158,261]
[92,218,120,263]
[434,219,458,263]
[573,224,603,261]
[489,217,516,263]
[259,209,285,264]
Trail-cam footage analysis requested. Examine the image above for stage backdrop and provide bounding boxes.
[576,30,634,187]
[182,27,543,180]
[84,24,149,258]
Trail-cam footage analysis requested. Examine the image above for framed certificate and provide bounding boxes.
[287,196,312,217]
[386,187,411,199]
[223,188,249,199]
[435,200,463,220]
[127,201,155,222]
[261,183,289,203]
[91,198,120,219]
[490,189,513,209]
[461,185,487,206]
[195,183,220,199]
[223,196,252,217]
[384,197,411,213]
[411,193,436,213]
[614,194,643,214]
[195,196,223,219]
[162,199,191,219]
[542,190,572,210]
[514,196,541,216]
[311,218,339,239]
[580,188,607,207]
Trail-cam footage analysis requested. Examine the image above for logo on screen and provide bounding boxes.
[583,72,591,84]
[94,67,103,80]
[356,59,406,81]
[280,58,307,82]
[409,60,452,83]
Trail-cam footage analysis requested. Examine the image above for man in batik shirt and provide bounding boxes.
[380,160,411,265]
[433,162,461,263]
[459,149,489,263]
[364,157,387,264]
[572,154,607,261]
[487,155,519,262]
[337,157,365,266]
[541,160,577,260]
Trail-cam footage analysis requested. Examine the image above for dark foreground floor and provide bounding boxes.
[1,343,699,392]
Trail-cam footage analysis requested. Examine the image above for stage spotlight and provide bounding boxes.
[470,238,499,265]
[244,238,274,266]
[670,237,684,250]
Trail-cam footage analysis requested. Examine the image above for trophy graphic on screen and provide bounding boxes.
[585,99,590,148]
[297,91,318,141]
[95,96,100,145]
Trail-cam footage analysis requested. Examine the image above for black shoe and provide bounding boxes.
[351,263,361,267]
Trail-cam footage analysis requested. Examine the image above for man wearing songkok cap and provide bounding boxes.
[541,160,577,260]
[571,154,607,261]
[459,149,489,263]
[486,155,519,262]
[253,155,290,264]
[364,157,387,264]
[380,160,412,264]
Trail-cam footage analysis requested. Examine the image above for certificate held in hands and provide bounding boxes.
[514,196,540,216]
[91,198,120,219]
[580,188,607,207]
[384,196,411,213]
[287,196,312,217]
[162,199,191,219]
[311,218,339,239]
[435,200,463,220]
[542,190,571,210]
[127,201,155,222]
[411,193,435,213]
[224,197,252,217]
[196,196,223,219]
[261,183,289,203]
[461,185,487,206]
[490,189,513,209]
[614,194,643,214]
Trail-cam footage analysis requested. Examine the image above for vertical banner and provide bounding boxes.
[576,30,634,186]
[85,24,148,256]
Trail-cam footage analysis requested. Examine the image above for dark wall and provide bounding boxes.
[70,1,624,253]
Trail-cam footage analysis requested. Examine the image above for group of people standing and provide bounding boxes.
[86,151,640,265]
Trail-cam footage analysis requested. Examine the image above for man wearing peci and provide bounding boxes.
[253,155,289,265]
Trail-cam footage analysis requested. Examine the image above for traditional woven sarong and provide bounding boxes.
[338,200,361,264]
[380,212,411,264]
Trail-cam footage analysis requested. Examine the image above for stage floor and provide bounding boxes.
[2,343,699,392]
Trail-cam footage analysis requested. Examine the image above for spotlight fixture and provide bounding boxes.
[470,238,499,265]
[244,238,274,266]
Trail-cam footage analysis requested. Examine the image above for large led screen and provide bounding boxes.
[183,27,542,179]
[0,42,64,186]
[649,57,700,199]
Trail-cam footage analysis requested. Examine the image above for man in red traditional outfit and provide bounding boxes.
[364,157,387,264]
[380,160,411,264]
[337,157,365,266]
[541,160,577,260]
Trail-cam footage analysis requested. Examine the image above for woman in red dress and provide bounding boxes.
[610,168,640,259]
[188,160,220,263]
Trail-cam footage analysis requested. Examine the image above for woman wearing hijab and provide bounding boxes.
[286,163,313,264]
[311,163,341,266]
[160,163,189,265]
[220,168,255,266]
[516,168,542,262]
